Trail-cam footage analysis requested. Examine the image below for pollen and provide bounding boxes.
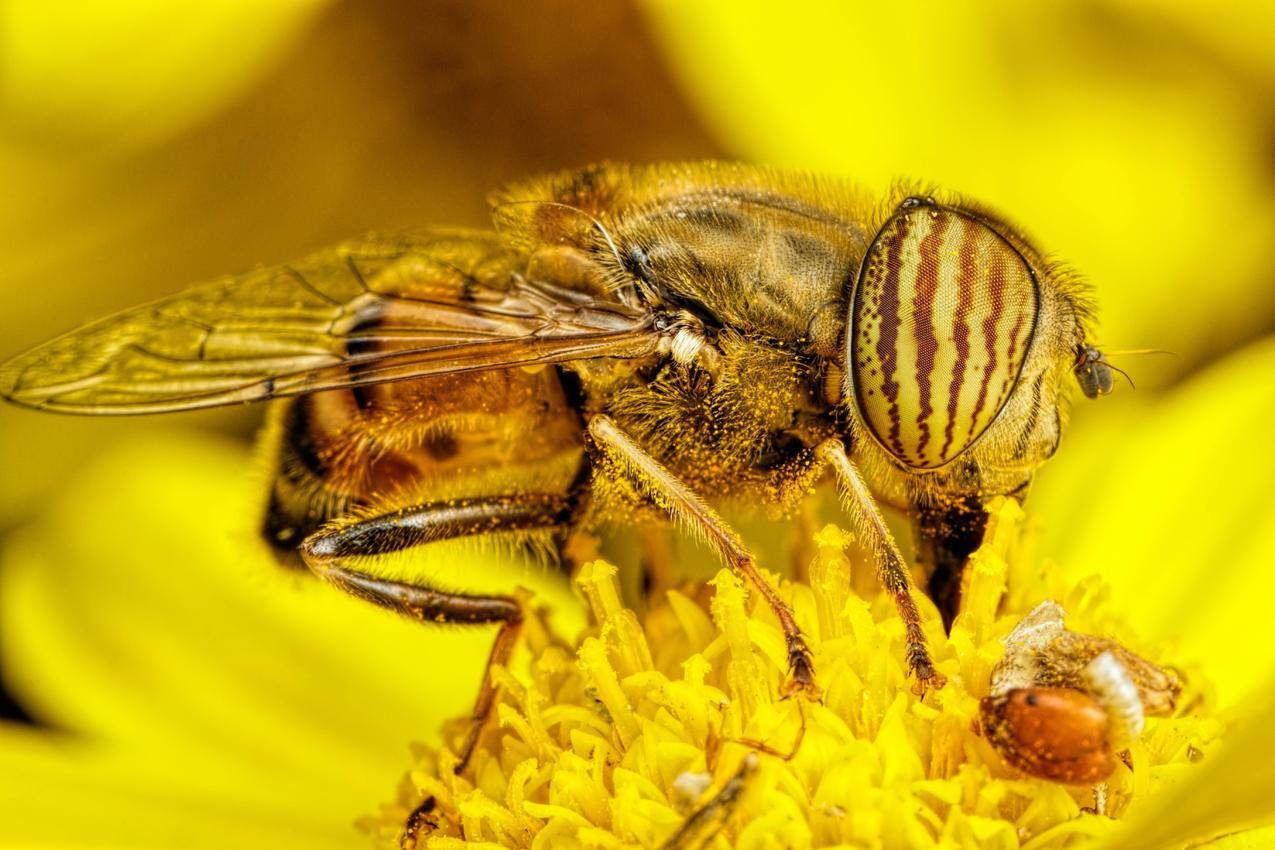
[361,498,1220,849]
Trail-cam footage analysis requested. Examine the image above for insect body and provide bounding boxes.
[980,601,1181,783]
[0,163,1102,767]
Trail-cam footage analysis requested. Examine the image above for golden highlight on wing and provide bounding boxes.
[0,231,658,415]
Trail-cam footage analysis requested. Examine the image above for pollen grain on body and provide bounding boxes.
[362,499,1219,849]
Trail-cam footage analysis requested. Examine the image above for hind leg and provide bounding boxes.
[299,493,572,772]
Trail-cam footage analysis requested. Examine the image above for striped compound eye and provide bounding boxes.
[850,199,1040,469]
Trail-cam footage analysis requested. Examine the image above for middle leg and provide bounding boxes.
[587,414,819,698]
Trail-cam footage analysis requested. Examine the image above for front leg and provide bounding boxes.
[815,440,946,694]
[587,415,819,699]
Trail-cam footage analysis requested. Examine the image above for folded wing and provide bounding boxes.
[0,232,658,415]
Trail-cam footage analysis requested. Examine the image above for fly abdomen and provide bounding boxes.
[259,395,361,567]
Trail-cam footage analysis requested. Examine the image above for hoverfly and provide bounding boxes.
[0,162,1109,769]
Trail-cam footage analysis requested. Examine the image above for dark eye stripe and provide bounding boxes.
[910,212,952,460]
[939,219,978,461]
[968,242,1008,452]
[850,205,1039,469]
[874,213,910,461]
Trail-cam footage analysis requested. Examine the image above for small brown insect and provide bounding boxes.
[980,601,1181,783]
[1,163,1108,769]
[659,755,759,850]
[981,687,1116,784]
[1072,344,1118,398]
[399,795,439,850]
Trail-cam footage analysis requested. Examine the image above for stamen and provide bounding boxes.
[366,497,1220,849]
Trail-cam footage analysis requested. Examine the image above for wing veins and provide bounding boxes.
[344,254,371,293]
[281,264,346,308]
[0,232,666,415]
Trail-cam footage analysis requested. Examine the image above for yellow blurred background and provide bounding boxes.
[1,0,1273,715]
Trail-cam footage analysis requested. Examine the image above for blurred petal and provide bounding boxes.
[0,1,327,152]
[1107,0,1275,87]
[0,430,583,820]
[1193,830,1275,850]
[0,720,355,849]
[1096,683,1275,848]
[1193,826,1275,849]
[641,0,1275,379]
[1030,336,1275,708]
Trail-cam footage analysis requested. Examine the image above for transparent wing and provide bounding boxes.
[0,231,658,414]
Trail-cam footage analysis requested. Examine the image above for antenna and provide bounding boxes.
[1098,348,1174,358]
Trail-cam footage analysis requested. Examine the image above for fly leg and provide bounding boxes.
[299,493,572,773]
[659,754,758,850]
[587,414,819,699]
[815,440,946,694]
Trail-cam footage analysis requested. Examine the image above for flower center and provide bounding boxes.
[363,498,1219,849]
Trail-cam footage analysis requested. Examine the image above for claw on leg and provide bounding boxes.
[906,622,947,695]
[453,612,522,774]
[780,635,821,701]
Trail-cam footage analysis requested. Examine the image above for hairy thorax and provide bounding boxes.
[586,329,832,519]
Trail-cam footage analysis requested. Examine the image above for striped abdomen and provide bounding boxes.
[850,200,1039,469]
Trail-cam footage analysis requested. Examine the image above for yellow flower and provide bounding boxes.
[362,500,1220,849]
[1,4,1272,848]
[2,338,1274,848]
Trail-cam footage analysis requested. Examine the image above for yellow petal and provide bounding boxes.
[1106,0,1275,87]
[0,1,327,152]
[1191,825,1275,850]
[1096,683,1275,848]
[0,719,357,849]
